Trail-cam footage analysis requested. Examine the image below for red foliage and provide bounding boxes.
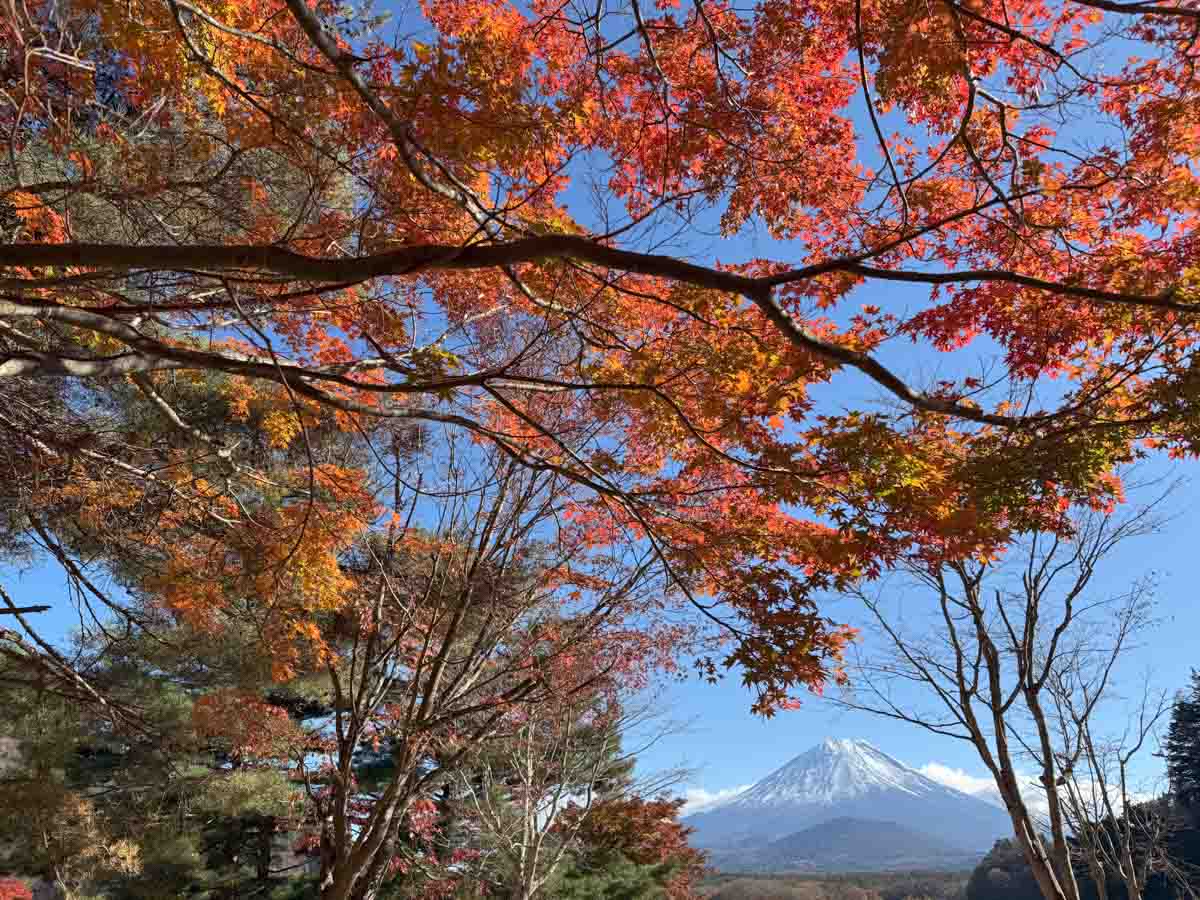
[0,879,33,900]
[192,689,303,763]
[6,0,1199,715]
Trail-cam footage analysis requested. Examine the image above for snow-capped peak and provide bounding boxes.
[685,737,1014,856]
[820,737,872,754]
[709,737,973,810]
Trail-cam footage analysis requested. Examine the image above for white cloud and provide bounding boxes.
[680,784,752,816]
[919,762,1004,804]
[920,761,1053,818]
[920,761,1100,822]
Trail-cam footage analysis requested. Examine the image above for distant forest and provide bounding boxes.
[700,870,969,900]
[700,814,1200,900]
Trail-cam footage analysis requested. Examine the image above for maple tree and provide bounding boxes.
[558,795,708,899]
[6,0,1200,722]
[280,450,694,900]
[5,0,1200,892]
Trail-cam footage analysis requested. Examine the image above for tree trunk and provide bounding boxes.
[1119,841,1143,900]
[255,816,274,884]
[1084,849,1108,900]
[319,869,389,900]
[318,825,343,900]
[994,772,1071,900]
[318,800,410,900]
[1013,820,1071,900]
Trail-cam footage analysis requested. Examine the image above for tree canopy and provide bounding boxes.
[6,0,1200,716]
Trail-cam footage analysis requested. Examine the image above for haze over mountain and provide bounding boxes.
[685,738,1013,871]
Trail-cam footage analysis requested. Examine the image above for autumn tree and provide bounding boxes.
[9,0,1200,723]
[839,501,1170,900]
[1,369,693,899]
[556,795,708,899]
[245,445,695,900]
[0,408,702,900]
[456,693,688,899]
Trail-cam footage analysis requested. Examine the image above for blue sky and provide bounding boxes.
[631,452,1200,810]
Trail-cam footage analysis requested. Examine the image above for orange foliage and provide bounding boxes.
[4,0,1199,715]
[146,465,377,679]
[6,191,67,243]
[193,689,304,762]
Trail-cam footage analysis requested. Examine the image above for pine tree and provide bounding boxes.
[1165,671,1200,809]
[0,623,326,899]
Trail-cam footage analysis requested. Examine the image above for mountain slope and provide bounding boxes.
[685,738,1012,865]
[758,816,980,872]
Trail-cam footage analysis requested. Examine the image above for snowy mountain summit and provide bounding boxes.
[685,737,1012,869]
[717,738,948,808]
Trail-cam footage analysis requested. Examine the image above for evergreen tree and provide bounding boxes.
[0,622,327,899]
[1164,670,1200,809]
[965,840,1044,900]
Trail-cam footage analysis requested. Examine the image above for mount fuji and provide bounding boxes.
[684,738,1012,871]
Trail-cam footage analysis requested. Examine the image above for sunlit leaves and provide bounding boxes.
[6,0,1200,718]
[193,689,305,763]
